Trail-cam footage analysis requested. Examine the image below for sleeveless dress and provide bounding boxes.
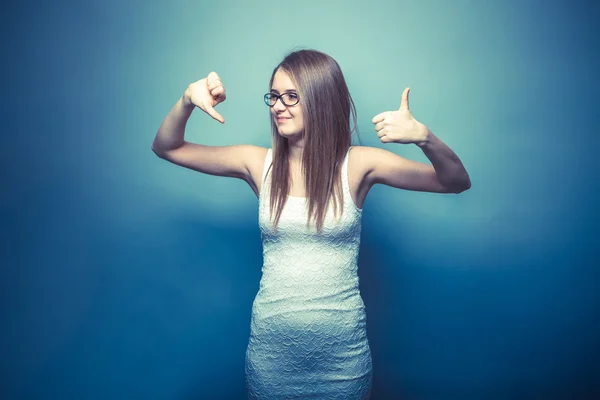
[245,146,373,399]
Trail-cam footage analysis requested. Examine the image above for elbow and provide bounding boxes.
[453,178,471,194]
[152,140,184,158]
[446,175,471,194]
[151,143,165,158]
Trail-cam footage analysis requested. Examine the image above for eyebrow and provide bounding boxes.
[269,89,297,93]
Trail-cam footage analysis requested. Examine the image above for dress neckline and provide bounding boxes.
[286,194,362,212]
[264,148,362,212]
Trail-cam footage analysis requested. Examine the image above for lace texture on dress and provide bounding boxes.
[245,147,372,400]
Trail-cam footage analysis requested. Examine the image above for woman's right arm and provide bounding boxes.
[151,72,262,182]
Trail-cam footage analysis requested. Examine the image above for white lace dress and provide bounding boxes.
[245,147,372,399]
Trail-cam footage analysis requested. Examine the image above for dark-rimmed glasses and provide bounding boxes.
[264,92,300,107]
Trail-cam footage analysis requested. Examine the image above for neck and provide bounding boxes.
[287,141,304,166]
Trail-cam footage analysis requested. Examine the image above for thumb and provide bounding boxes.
[204,103,224,124]
[207,71,220,83]
[399,87,410,111]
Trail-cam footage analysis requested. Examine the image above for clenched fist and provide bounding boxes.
[184,71,227,124]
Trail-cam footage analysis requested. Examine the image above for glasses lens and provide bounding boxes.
[264,94,275,106]
[282,93,298,106]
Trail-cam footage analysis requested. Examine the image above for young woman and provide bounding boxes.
[152,49,470,400]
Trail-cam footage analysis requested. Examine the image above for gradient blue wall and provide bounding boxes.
[2,0,599,398]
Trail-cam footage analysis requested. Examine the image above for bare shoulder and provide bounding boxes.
[348,145,375,164]
[347,145,378,184]
[243,145,269,172]
[345,146,377,208]
[243,145,269,197]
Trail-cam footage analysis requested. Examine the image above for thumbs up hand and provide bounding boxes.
[372,87,430,145]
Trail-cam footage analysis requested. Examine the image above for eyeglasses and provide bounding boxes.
[264,92,300,107]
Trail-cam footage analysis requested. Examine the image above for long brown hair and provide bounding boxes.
[265,49,359,233]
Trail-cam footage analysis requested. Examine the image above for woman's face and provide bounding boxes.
[270,69,304,138]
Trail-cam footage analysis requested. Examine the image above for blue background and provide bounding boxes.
[2,0,599,398]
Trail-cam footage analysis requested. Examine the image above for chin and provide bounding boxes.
[277,129,302,138]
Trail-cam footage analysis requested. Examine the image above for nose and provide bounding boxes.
[272,97,287,112]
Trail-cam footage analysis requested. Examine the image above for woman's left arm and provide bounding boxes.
[415,128,471,192]
[369,87,471,194]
